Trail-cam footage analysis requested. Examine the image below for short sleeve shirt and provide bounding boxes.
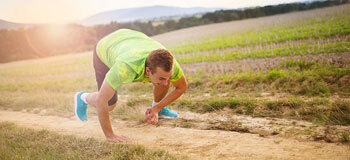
[96,29,183,90]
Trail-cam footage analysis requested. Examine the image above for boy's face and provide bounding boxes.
[146,67,173,86]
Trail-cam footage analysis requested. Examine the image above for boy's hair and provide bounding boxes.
[146,49,174,74]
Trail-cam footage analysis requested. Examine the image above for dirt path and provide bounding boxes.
[0,110,349,159]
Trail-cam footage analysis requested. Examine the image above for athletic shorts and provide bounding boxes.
[93,45,118,106]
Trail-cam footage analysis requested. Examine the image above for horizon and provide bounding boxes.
[0,0,308,24]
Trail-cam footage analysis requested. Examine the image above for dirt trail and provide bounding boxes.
[1,110,349,160]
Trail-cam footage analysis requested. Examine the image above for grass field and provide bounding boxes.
[0,122,176,160]
[1,4,348,125]
[0,4,350,159]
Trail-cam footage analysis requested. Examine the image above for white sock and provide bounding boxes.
[81,93,89,104]
[152,101,159,107]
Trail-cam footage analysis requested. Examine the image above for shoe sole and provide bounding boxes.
[74,92,86,122]
[159,115,178,119]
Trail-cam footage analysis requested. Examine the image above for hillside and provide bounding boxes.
[153,4,350,46]
[77,5,222,26]
[0,19,33,30]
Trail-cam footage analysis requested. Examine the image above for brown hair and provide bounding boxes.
[146,49,174,74]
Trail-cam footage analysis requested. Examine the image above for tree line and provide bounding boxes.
[0,0,347,63]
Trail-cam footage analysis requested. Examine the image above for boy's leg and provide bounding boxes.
[90,44,118,111]
[75,45,117,121]
[86,92,117,111]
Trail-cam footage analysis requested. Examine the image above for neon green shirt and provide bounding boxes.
[96,29,183,90]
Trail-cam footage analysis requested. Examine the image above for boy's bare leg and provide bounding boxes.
[86,92,117,111]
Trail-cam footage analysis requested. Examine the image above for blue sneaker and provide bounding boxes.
[75,91,88,121]
[151,105,179,119]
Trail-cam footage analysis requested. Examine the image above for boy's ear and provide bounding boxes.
[145,67,151,75]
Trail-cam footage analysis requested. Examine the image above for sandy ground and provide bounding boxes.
[1,110,349,160]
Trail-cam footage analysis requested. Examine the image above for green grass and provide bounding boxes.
[169,14,350,54]
[172,96,350,125]
[176,41,350,64]
[184,61,349,99]
[340,132,349,143]
[0,122,177,160]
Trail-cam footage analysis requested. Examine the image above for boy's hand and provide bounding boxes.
[144,108,158,125]
[106,134,130,143]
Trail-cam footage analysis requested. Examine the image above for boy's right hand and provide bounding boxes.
[144,108,159,125]
[106,134,129,143]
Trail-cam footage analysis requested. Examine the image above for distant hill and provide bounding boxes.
[0,19,33,30]
[77,5,223,26]
[0,5,223,29]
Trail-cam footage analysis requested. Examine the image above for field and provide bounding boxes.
[1,4,350,160]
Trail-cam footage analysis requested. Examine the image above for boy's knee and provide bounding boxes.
[107,93,118,111]
[108,103,117,111]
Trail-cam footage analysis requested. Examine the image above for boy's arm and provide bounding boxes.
[145,75,188,124]
[97,79,128,142]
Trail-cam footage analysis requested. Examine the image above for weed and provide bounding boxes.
[235,109,243,114]
[202,99,227,112]
[267,70,289,81]
[228,99,240,109]
[242,99,256,115]
[176,99,196,111]
[328,100,350,125]
[308,97,330,106]
[265,100,281,111]
[208,120,249,133]
[287,97,303,108]
[126,99,137,107]
[182,122,192,128]
[281,58,316,70]
[339,132,349,143]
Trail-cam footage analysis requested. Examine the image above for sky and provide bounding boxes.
[0,0,308,24]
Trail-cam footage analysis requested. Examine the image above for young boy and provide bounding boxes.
[74,29,187,142]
